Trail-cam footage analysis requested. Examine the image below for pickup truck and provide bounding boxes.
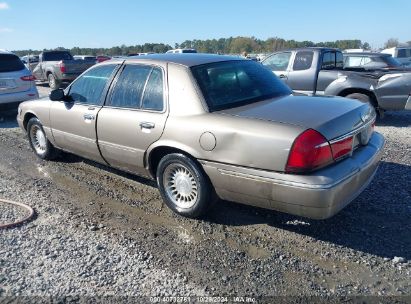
[262,47,411,115]
[33,50,96,89]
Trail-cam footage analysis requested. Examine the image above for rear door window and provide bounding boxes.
[292,51,314,71]
[141,68,164,111]
[322,52,343,69]
[108,65,152,109]
[0,54,25,73]
[262,52,292,71]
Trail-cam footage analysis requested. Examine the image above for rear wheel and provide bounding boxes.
[156,153,217,218]
[48,73,61,90]
[27,117,58,160]
[345,93,371,103]
[345,93,384,118]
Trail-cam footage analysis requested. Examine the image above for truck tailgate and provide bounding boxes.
[63,60,95,74]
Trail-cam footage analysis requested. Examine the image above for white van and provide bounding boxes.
[166,48,197,54]
[381,47,411,66]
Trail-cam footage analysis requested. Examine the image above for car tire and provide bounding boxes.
[27,117,58,160]
[345,93,371,104]
[48,73,61,90]
[156,153,217,218]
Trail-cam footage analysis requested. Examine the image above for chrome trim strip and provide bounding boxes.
[405,96,411,110]
[217,168,359,190]
[329,117,375,144]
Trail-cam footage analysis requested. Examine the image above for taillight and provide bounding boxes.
[59,61,66,73]
[286,129,333,173]
[330,136,353,160]
[20,75,35,81]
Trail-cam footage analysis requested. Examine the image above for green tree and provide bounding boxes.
[384,38,399,48]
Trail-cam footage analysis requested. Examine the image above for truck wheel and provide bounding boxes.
[27,117,58,160]
[48,74,61,89]
[345,93,371,103]
[156,153,217,219]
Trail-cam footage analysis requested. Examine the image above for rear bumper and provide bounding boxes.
[201,132,385,219]
[0,87,39,109]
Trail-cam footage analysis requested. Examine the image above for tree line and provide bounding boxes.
[12,36,397,57]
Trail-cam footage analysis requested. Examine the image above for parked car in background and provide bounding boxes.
[343,52,406,70]
[20,55,40,71]
[166,48,197,54]
[96,55,111,63]
[0,50,38,110]
[262,47,411,115]
[381,47,411,66]
[33,50,96,89]
[73,55,97,62]
[17,54,384,220]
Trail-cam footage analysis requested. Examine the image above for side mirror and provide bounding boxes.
[49,89,65,101]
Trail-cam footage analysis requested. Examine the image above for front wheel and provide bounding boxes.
[156,153,217,218]
[27,117,58,160]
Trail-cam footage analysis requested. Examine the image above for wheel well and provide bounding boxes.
[23,113,37,131]
[148,146,195,178]
[337,88,378,108]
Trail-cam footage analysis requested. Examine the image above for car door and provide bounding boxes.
[285,50,317,94]
[261,52,292,82]
[316,51,344,95]
[50,63,119,163]
[97,63,168,176]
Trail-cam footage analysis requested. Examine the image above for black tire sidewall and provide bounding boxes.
[156,153,212,218]
[27,118,54,160]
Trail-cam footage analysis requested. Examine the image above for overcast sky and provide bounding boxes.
[1,0,410,51]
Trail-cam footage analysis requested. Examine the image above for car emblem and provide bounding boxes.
[360,112,370,123]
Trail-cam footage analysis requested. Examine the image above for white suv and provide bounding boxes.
[0,50,39,110]
[381,47,411,66]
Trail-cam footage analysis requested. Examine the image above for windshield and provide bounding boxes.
[191,60,292,111]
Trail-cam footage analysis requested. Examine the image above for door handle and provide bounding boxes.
[83,113,95,120]
[279,74,287,79]
[139,122,155,129]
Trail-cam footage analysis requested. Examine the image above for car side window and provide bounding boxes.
[108,65,152,108]
[68,64,117,105]
[292,51,314,71]
[262,52,291,71]
[321,52,336,69]
[141,68,164,111]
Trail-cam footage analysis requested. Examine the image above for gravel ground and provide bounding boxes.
[0,88,410,301]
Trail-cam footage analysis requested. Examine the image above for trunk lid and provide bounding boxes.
[218,95,375,141]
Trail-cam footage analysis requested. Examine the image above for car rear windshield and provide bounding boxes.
[0,54,25,73]
[43,51,73,61]
[191,60,292,111]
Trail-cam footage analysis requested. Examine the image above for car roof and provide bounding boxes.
[113,53,245,67]
[343,52,390,57]
[0,49,14,55]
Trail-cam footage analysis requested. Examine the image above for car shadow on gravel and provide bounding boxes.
[376,111,411,127]
[0,111,18,129]
[206,161,411,260]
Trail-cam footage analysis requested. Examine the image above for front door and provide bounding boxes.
[261,52,292,82]
[50,64,119,163]
[97,63,168,176]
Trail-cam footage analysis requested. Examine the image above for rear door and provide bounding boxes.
[50,63,119,162]
[316,51,344,94]
[97,63,168,176]
[286,50,317,94]
[262,52,292,82]
[0,54,32,95]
